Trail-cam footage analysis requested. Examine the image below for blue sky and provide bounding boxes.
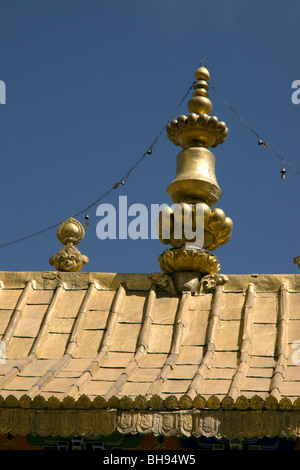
[0,0,299,276]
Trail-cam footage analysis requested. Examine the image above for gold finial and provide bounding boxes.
[157,65,233,293]
[49,217,89,272]
[187,67,212,115]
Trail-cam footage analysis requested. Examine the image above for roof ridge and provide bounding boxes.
[1,281,33,349]
[187,285,223,399]
[228,283,255,400]
[27,282,96,399]
[146,292,191,397]
[0,282,64,391]
[104,284,157,400]
[65,283,127,398]
[269,284,289,401]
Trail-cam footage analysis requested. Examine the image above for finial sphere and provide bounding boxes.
[61,222,80,237]
[194,67,210,82]
[57,217,85,245]
[187,66,212,115]
[187,96,212,115]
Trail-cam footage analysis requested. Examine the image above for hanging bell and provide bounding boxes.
[280,166,286,180]
[84,213,90,227]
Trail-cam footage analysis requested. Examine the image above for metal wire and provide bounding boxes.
[0,81,195,250]
[210,83,300,176]
[1,77,299,252]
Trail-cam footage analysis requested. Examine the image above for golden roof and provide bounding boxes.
[1,270,300,439]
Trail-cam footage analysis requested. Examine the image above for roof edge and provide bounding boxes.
[0,271,299,292]
[1,393,300,439]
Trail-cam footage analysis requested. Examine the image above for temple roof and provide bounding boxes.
[1,270,300,404]
[1,270,300,439]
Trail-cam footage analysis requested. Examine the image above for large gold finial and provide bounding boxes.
[49,217,89,272]
[157,65,233,293]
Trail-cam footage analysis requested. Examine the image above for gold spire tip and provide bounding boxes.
[187,66,212,115]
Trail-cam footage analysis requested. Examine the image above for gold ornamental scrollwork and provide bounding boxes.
[265,395,278,410]
[5,395,19,408]
[158,203,233,252]
[0,394,300,438]
[279,397,293,410]
[220,396,234,410]
[207,395,220,410]
[0,407,298,438]
[35,409,53,436]
[62,396,76,409]
[0,408,14,434]
[93,396,107,409]
[199,273,228,293]
[249,395,264,410]
[148,273,176,294]
[149,395,164,411]
[178,395,193,410]
[192,395,206,409]
[77,410,96,436]
[119,396,134,410]
[99,410,117,436]
[56,409,76,437]
[32,395,46,409]
[158,248,220,275]
[76,394,91,409]
[47,396,60,409]
[241,410,264,440]
[160,413,178,436]
[137,412,154,433]
[167,113,228,150]
[235,396,249,410]
[16,409,35,436]
[293,397,300,410]
[134,395,149,410]
[164,395,179,410]
[117,411,134,434]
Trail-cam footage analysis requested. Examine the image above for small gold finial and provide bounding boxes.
[187,66,212,115]
[56,218,85,246]
[49,217,89,272]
